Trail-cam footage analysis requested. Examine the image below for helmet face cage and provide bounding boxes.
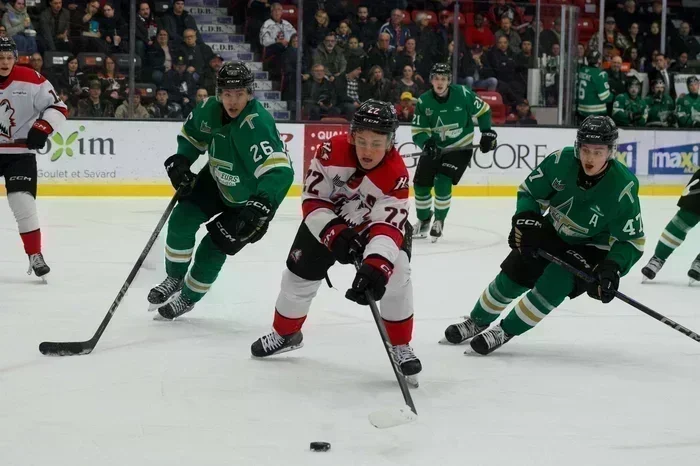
[575,116,619,160]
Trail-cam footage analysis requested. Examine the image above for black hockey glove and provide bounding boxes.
[321,219,365,264]
[234,195,273,244]
[207,210,245,256]
[479,129,498,153]
[587,260,620,304]
[508,211,545,258]
[345,255,393,305]
[165,154,195,196]
[26,119,53,150]
[423,139,441,161]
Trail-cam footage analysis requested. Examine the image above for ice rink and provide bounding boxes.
[2,196,700,466]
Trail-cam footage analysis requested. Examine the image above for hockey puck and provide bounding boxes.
[310,442,331,452]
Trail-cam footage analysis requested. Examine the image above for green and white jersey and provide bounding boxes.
[411,84,492,150]
[576,65,613,116]
[177,97,293,208]
[675,93,700,128]
[517,147,645,275]
[644,94,675,127]
[611,93,648,127]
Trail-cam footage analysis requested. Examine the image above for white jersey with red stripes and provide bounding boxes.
[0,65,68,154]
[302,135,410,265]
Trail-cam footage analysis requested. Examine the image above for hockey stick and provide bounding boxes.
[538,249,700,343]
[38,188,183,356]
[401,144,480,159]
[353,260,418,429]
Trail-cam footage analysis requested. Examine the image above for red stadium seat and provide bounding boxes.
[440,10,465,26]
[477,91,507,125]
[399,10,411,24]
[280,4,297,24]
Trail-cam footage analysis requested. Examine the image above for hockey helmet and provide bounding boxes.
[429,62,452,82]
[586,49,602,67]
[0,37,18,59]
[216,61,254,97]
[575,116,619,160]
[687,75,699,94]
[626,77,641,96]
[351,99,399,144]
[651,78,666,95]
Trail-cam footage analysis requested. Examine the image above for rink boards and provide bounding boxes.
[0,121,697,196]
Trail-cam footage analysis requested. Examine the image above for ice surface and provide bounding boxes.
[1,197,700,466]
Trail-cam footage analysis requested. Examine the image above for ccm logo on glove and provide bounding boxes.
[515,218,542,228]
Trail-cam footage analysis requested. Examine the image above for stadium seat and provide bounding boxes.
[111,54,142,73]
[77,53,106,71]
[280,4,297,24]
[43,51,72,70]
[476,91,507,125]
[153,1,169,15]
[17,55,31,67]
[440,10,465,26]
[134,83,157,99]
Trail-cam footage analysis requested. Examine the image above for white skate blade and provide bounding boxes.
[251,342,304,358]
[368,405,417,429]
[405,375,419,388]
[438,337,470,345]
[413,233,428,239]
[152,312,173,321]
[430,236,440,243]
[148,291,181,312]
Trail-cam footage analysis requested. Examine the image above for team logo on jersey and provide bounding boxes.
[209,157,240,186]
[200,121,211,133]
[433,116,462,141]
[0,99,16,139]
[317,142,331,160]
[289,249,302,263]
[549,197,590,238]
[332,174,344,187]
[552,178,565,191]
[425,108,432,116]
[240,113,259,130]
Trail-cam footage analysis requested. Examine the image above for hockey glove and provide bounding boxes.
[234,195,273,244]
[207,210,245,256]
[423,139,441,161]
[587,260,620,304]
[345,255,393,305]
[508,211,545,258]
[479,129,498,153]
[321,219,365,264]
[165,154,195,196]
[26,119,53,150]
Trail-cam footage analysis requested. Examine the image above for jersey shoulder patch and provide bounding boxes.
[314,135,356,169]
[367,148,409,198]
[9,65,46,85]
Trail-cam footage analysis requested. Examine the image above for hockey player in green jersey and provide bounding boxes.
[675,76,700,128]
[641,168,700,284]
[645,79,676,127]
[576,50,613,120]
[442,116,645,355]
[147,62,293,320]
[411,62,497,242]
[611,77,648,127]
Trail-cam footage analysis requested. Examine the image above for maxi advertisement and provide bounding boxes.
[1,119,697,196]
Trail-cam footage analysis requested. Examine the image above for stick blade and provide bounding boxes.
[39,341,93,356]
[368,406,417,429]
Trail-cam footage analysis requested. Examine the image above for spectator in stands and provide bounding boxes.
[393,36,418,78]
[623,46,643,71]
[577,43,586,66]
[488,0,522,30]
[29,52,51,79]
[625,23,644,57]
[615,0,644,36]
[196,88,208,104]
[57,87,76,117]
[114,92,150,119]
[602,43,616,68]
[539,17,560,59]
[443,39,470,82]
[543,43,560,105]
[364,32,396,80]
[56,55,86,104]
[98,55,126,105]
[669,22,699,60]
[379,9,410,52]
[201,54,223,96]
[435,11,453,58]
[464,44,497,91]
[351,5,379,50]
[344,35,367,62]
[519,20,539,47]
[335,58,362,118]
[302,63,340,120]
[161,0,200,45]
[307,9,331,50]
[649,52,675,98]
[645,1,668,33]
[164,56,196,115]
[466,13,495,49]
[395,91,415,122]
[135,1,159,60]
[608,56,627,98]
[670,52,690,72]
[0,26,7,38]
[147,29,176,85]
[77,80,115,117]
[313,32,347,80]
[246,0,272,53]
[98,2,126,54]
[38,0,70,52]
[69,0,108,54]
[392,64,420,102]
[488,35,523,108]
[506,98,537,126]
[3,0,38,54]
[282,33,309,103]
[361,64,391,101]
[335,21,352,50]
[644,21,662,60]
[495,17,521,54]
[515,39,534,86]
[259,3,296,62]
[182,28,213,80]
[589,17,630,58]
[148,88,183,119]
[326,0,356,30]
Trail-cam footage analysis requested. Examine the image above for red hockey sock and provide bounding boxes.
[273,309,307,336]
[20,229,41,255]
[384,315,414,346]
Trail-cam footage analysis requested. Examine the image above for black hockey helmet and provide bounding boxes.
[626,76,641,95]
[575,116,619,160]
[651,78,666,94]
[351,99,399,144]
[0,37,17,58]
[216,61,254,96]
[429,62,452,82]
[586,49,601,67]
[687,75,699,93]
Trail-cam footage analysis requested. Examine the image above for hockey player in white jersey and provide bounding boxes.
[0,37,68,279]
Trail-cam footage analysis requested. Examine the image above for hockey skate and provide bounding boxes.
[147,276,183,311]
[466,324,514,355]
[429,219,443,243]
[413,217,431,239]
[391,344,422,388]
[641,256,665,281]
[27,253,50,282]
[688,254,700,285]
[154,293,195,320]
[251,330,304,357]
[440,317,489,345]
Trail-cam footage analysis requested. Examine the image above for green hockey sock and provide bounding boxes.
[433,174,453,222]
[654,209,700,260]
[470,272,528,326]
[165,201,209,279]
[182,235,227,302]
[414,184,433,221]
